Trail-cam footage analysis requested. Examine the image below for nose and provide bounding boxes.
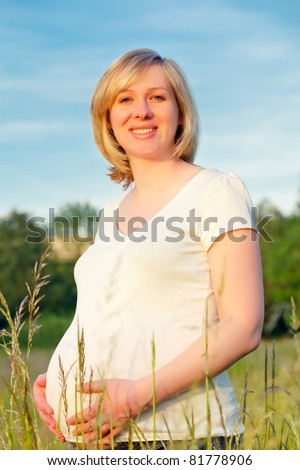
[133,99,153,119]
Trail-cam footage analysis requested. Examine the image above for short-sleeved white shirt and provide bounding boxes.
[46,168,257,443]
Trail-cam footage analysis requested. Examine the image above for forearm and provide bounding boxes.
[136,315,262,410]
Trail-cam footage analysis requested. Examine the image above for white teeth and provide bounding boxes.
[132,128,154,134]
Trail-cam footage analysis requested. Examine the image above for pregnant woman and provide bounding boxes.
[33,48,264,450]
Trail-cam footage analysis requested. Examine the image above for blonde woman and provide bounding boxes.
[33,48,264,450]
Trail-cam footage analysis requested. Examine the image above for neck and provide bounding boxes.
[129,157,189,198]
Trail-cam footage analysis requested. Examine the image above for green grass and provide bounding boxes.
[228,338,300,449]
[0,338,298,450]
[0,250,299,450]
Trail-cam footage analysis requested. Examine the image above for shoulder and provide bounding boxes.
[196,169,257,251]
[199,168,256,218]
[200,167,248,191]
[196,168,253,204]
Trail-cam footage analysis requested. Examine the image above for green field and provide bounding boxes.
[0,337,299,450]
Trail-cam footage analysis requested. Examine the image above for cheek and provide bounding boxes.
[164,103,180,123]
[165,108,180,132]
[109,109,119,129]
[110,109,129,132]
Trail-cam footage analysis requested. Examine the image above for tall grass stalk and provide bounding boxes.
[151,334,157,449]
[290,296,300,357]
[0,248,50,449]
[204,304,212,449]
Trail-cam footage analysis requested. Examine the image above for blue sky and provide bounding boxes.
[1,0,299,218]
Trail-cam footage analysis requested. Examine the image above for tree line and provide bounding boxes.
[0,199,299,337]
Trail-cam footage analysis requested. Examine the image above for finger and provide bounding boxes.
[101,426,123,447]
[50,426,66,442]
[35,373,47,386]
[82,429,99,443]
[75,419,114,439]
[49,422,66,442]
[52,429,66,443]
[34,395,54,415]
[72,417,114,441]
[39,410,58,429]
[67,404,99,425]
[72,417,98,436]
[44,419,66,442]
[100,423,111,436]
[76,380,104,394]
[33,384,54,415]
[81,422,110,441]
[83,423,123,446]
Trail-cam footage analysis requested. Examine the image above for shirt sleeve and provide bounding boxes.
[199,172,258,251]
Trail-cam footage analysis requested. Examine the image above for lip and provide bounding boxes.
[129,126,158,138]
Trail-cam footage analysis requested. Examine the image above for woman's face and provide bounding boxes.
[109,64,181,162]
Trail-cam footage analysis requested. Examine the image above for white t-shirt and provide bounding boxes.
[46,168,257,443]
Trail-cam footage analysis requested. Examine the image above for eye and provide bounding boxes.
[151,95,164,101]
[119,97,132,104]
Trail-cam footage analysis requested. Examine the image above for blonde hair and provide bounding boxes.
[91,48,199,189]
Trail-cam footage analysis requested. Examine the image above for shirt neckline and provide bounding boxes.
[113,167,211,241]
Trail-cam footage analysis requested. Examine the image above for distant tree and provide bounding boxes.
[0,211,47,326]
[53,201,99,243]
[0,204,98,328]
[258,198,300,336]
[42,257,77,316]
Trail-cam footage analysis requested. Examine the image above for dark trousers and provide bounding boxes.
[67,435,242,450]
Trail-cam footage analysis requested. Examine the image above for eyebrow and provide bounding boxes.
[118,87,170,94]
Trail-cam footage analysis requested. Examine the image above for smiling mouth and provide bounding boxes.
[131,128,156,135]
